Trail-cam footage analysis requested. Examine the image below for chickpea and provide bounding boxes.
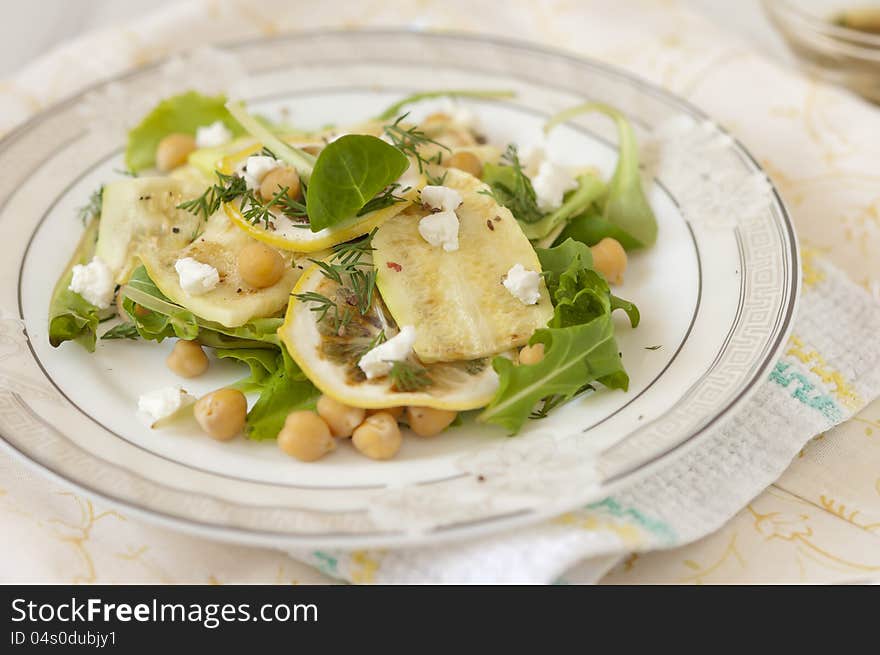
[166,339,209,378]
[302,144,323,156]
[590,237,627,286]
[259,166,301,201]
[156,133,196,172]
[367,406,404,420]
[447,151,483,178]
[277,411,336,462]
[194,389,247,441]
[405,406,457,437]
[519,342,545,366]
[351,413,402,460]
[316,395,365,438]
[237,242,285,289]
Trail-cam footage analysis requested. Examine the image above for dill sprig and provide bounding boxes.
[177,171,246,222]
[358,183,408,216]
[481,144,543,224]
[389,360,432,392]
[78,185,104,224]
[529,384,594,420]
[292,290,351,330]
[295,230,380,332]
[383,113,450,179]
[178,170,309,228]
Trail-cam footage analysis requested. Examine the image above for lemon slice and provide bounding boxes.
[372,168,553,363]
[280,263,502,410]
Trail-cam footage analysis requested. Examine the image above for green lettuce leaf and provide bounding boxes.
[126,92,244,173]
[244,349,320,441]
[545,103,658,249]
[119,266,282,346]
[48,217,111,351]
[121,267,199,341]
[216,348,281,392]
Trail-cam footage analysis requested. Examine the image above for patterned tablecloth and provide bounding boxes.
[1,0,879,584]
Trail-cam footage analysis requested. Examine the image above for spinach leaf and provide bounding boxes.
[48,217,110,351]
[126,92,244,173]
[545,103,658,249]
[245,349,320,441]
[305,135,409,232]
[521,173,606,242]
[376,89,515,121]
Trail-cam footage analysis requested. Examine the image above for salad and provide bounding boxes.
[49,89,657,462]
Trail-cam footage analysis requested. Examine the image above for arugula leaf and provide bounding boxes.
[545,103,658,249]
[535,238,593,289]
[100,322,140,341]
[305,135,409,232]
[48,217,110,351]
[611,294,640,328]
[245,349,320,441]
[376,89,515,121]
[126,92,244,173]
[478,316,623,433]
[479,239,639,433]
[521,173,606,242]
[481,145,543,224]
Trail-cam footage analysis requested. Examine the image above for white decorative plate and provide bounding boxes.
[0,31,798,549]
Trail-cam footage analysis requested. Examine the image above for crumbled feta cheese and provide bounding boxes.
[532,160,578,212]
[174,257,220,296]
[503,264,542,305]
[138,386,192,426]
[420,185,462,212]
[195,120,233,148]
[418,210,460,252]
[242,155,282,190]
[68,256,114,308]
[358,326,417,379]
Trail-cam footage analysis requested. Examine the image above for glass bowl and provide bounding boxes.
[763,0,880,102]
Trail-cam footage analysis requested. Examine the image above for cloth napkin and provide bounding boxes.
[2,0,880,584]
